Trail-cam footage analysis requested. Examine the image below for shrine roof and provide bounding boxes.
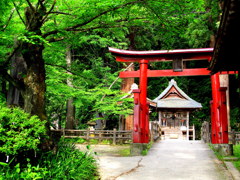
[209,0,240,73]
[153,79,202,109]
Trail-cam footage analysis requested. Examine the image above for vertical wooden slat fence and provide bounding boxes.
[229,130,240,145]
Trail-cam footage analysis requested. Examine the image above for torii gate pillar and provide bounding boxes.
[132,60,149,144]
[211,73,229,144]
[139,60,149,143]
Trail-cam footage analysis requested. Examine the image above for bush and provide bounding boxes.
[0,104,46,157]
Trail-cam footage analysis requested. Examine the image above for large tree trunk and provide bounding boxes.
[119,28,135,130]
[21,42,47,121]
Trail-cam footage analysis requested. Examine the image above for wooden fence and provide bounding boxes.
[51,129,132,145]
[201,121,240,145]
[229,130,240,145]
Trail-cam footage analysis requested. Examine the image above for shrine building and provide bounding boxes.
[153,79,202,140]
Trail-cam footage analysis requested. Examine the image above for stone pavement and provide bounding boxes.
[97,139,234,180]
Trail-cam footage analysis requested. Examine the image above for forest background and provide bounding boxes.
[1,0,240,138]
[0,1,240,176]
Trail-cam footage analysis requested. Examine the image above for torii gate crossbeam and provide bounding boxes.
[109,47,235,144]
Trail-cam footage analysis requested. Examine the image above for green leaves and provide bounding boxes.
[0,104,46,155]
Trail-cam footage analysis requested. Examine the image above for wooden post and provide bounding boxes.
[99,131,102,143]
[113,128,117,145]
[187,112,189,141]
[86,128,90,141]
[63,128,65,137]
[193,124,195,141]
[159,111,161,126]
[232,130,236,145]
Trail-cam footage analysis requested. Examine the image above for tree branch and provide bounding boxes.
[45,63,77,75]
[12,1,26,25]
[42,0,146,38]
[2,45,21,68]
[48,11,74,16]
[42,0,56,23]
[2,8,15,31]
[25,0,35,11]
[0,70,24,90]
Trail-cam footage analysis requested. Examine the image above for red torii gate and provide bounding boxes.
[109,47,235,145]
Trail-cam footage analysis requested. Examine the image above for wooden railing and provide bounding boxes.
[150,121,161,141]
[229,131,240,145]
[201,121,211,143]
[189,125,196,140]
[51,129,132,145]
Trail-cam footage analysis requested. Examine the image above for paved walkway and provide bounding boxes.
[97,140,233,180]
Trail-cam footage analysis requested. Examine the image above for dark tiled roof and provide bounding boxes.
[153,79,202,109]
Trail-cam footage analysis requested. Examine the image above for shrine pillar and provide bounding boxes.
[211,74,232,155]
[211,73,221,144]
[139,59,149,143]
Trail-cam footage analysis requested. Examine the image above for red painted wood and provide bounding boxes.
[210,100,217,143]
[139,60,149,143]
[219,87,229,144]
[120,68,210,78]
[133,89,141,143]
[211,73,221,144]
[115,55,212,62]
[119,69,237,78]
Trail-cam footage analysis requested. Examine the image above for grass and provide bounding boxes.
[233,144,240,171]
[119,148,131,157]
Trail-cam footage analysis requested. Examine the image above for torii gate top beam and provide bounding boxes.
[109,47,213,62]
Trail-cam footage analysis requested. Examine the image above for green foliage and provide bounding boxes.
[37,140,98,179]
[0,161,48,180]
[230,108,240,131]
[182,0,220,48]
[0,105,46,156]
[0,140,98,180]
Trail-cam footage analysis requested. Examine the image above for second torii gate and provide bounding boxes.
[109,47,235,145]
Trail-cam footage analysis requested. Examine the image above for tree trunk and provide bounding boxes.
[65,46,76,129]
[7,46,26,107]
[21,43,46,121]
[120,27,136,130]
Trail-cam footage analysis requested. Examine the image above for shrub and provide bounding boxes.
[38,139,98,179]
[0,104,46,156]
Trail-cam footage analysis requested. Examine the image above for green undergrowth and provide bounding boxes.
[233,144,240,171]
[0,139,98,180]
[64,137,131,145]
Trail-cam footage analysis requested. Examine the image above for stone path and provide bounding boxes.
[96,140,234,180]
